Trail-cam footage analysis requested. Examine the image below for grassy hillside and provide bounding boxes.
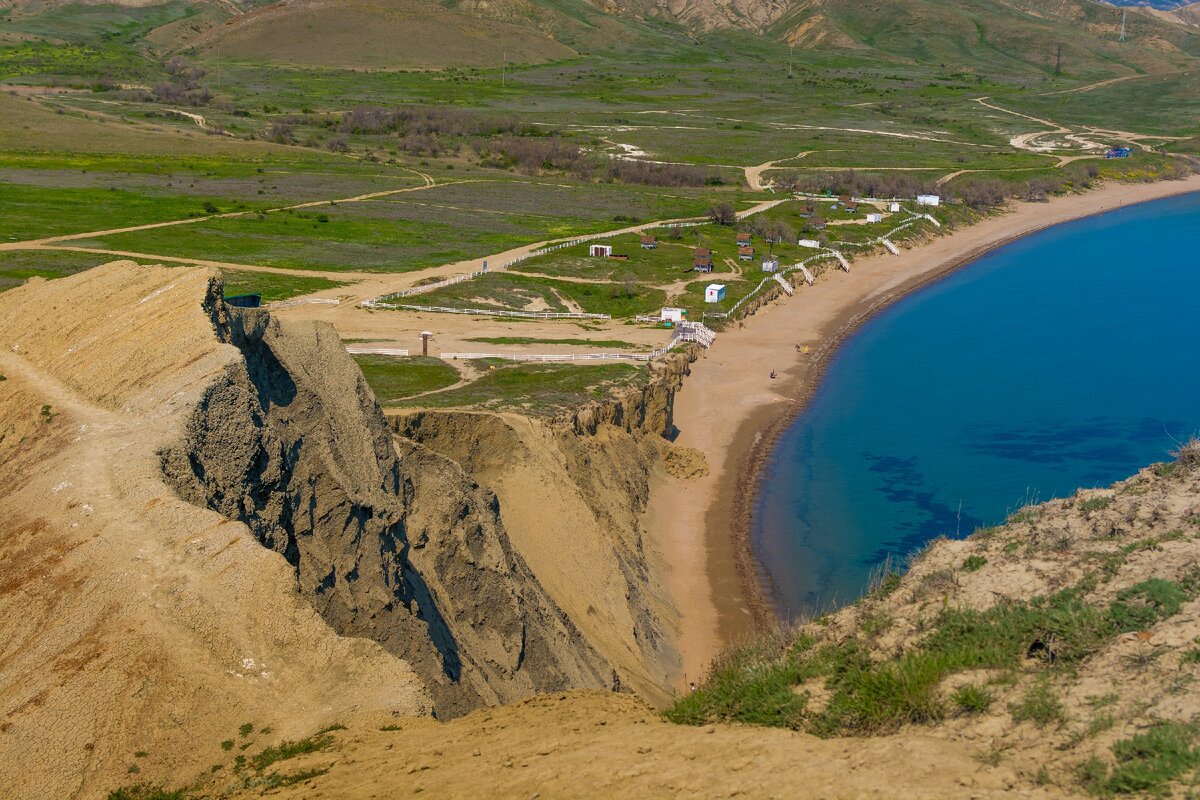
[672,441,1200,797]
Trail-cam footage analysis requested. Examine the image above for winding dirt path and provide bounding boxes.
[1038,74,1149,96]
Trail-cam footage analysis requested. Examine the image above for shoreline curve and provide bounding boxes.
[648,174,1200,688]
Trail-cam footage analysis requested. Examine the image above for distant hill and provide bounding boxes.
[4,0,1199,72]
[180,0,580,68]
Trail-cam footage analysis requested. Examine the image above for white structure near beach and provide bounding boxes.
[888,202,901,212]
[660,307,685,322]
[704,284,726,303]
[798,238,821,248]
[916,194,941,207]
[589,244,612,257]
[866,212,883,223]
[761,256,779,273]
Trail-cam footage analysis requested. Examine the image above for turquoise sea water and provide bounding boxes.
[753,191,1200,618]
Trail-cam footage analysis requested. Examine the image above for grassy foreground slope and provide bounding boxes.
[674,441,1200,798]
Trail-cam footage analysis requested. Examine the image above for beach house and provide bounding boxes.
[693,247,714,273]
[640,234,657,250]
[738,246,755,261]
[705,284,726,303]
[735,232,752,247]
[589,244,613,257]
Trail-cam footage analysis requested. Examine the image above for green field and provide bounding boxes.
[412,360,649,414]
[353,355,462,402]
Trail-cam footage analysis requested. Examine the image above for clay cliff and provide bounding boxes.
[0,262,648,799]
[159,305,614,716]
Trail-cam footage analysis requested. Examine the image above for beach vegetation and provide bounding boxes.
[670,573,1200,736]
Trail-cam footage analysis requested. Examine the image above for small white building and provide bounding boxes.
[797,238,822,249]
[761,257,779,273]
[704,284,726,303]
[916,194,941,207]
[866,212,883,223]
[888,202,901,213]
[660,307,686,323]
[589,244,613,257]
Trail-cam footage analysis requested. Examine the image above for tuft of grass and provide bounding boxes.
[106,786,187,800]
[1108,579,1188,634]
[665,631,809,729]
[380,724,404,732]
[1079,496,1114,513]
[1085,722,1200,797]
[962,554,987,573]
[1009,680,1066,729]
[317,723,346,734]
[220,740,234,752]
[250,734,334,771]
[238,723,254,738]
[952,684,992,715]
[261,768,329,789]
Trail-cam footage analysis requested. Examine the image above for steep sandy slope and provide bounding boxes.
[0,263,429,800]
[159,306,613,716]
[391,408,684,704]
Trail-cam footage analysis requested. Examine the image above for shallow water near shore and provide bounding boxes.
[754,191,1200,619]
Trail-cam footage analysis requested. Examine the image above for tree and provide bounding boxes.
[707,202,736,226]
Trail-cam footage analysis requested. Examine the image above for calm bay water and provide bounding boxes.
[754,191,1200,618]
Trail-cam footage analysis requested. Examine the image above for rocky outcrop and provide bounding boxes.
[160,306,613,717]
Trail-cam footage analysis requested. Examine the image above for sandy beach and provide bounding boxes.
[646,174,1200,686]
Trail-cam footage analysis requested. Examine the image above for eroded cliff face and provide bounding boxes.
[390,352,700,704]
[159,307,613,716]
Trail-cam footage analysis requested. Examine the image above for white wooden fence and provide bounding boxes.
[346,347,410,356]
[360,301,611,320]
[266,297,340,310]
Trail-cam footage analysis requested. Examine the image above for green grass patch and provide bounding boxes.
[952,684,992,715]
[417,360,646,415]
[105,786,188,800]
[249,734,334,772]
[1008,680,1066,729]
[220,269,347,303]
[353,355,461,404]
[465,336,642,350]
[961,554,987,572]
[1084,722,1200,797]
[670,575,1200,737]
